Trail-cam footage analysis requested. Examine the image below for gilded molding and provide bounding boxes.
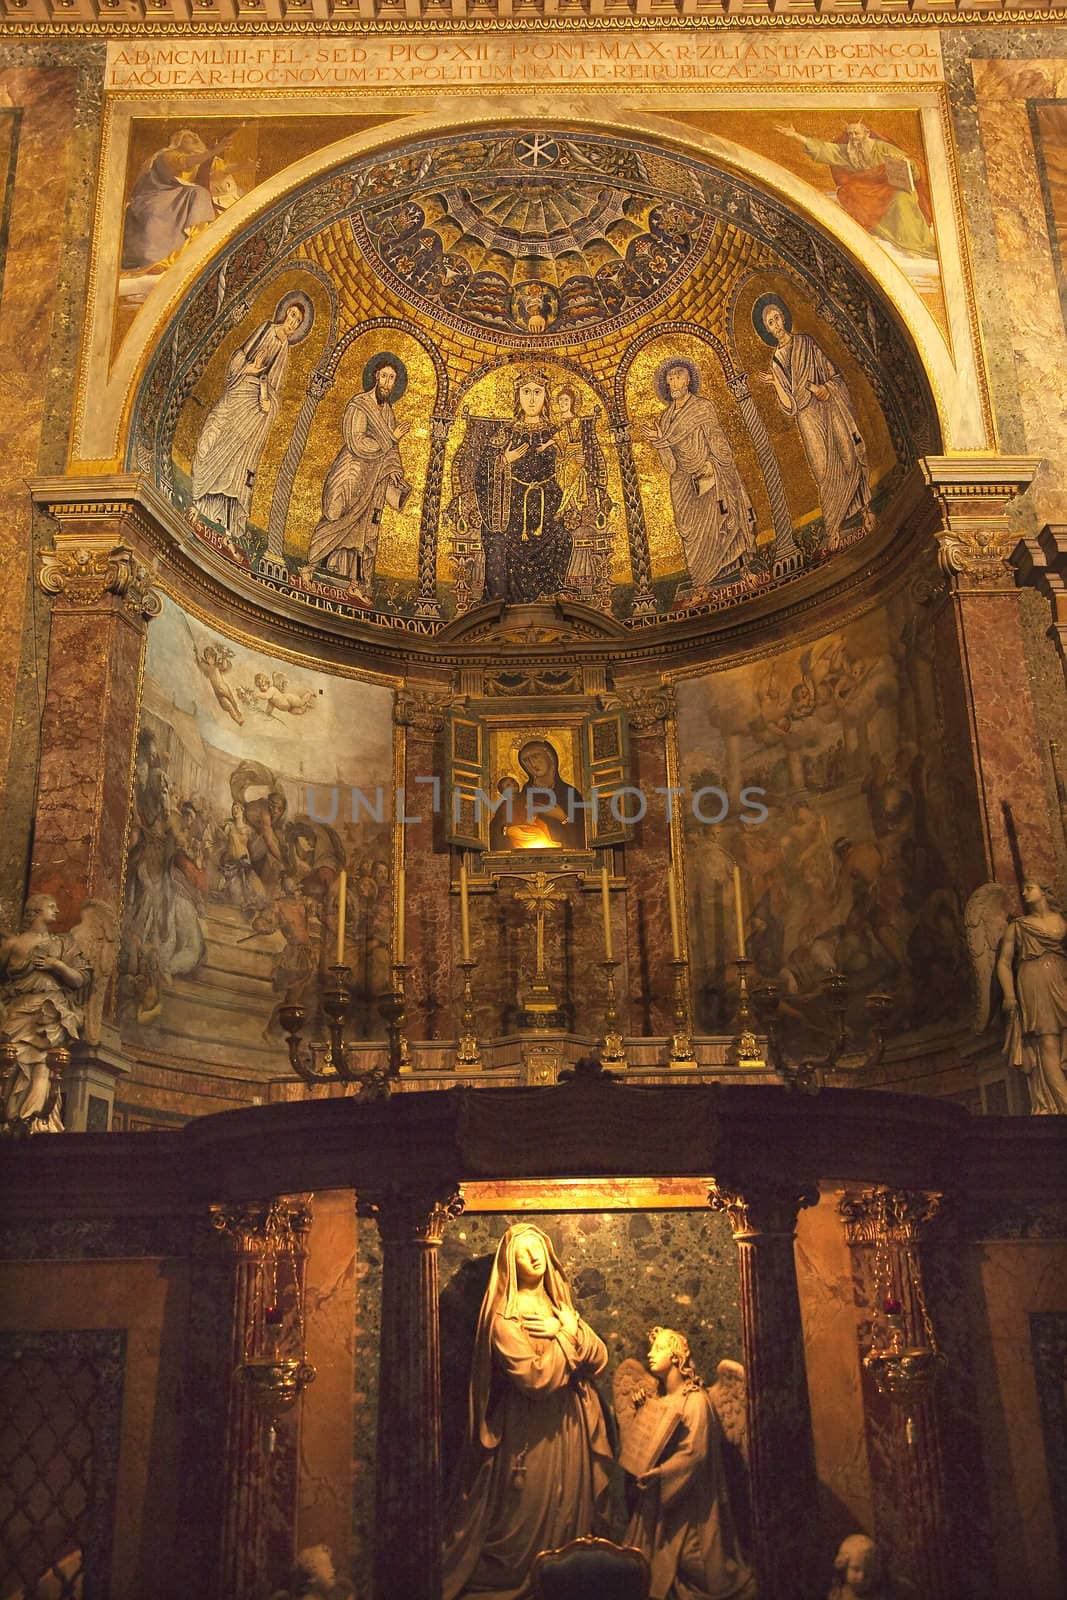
[838,1186,944,1248]
[708,1178,819,1240]
[38,542,162,620]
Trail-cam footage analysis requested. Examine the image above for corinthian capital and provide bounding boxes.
[356,1184,465,1246]
[608,682,676,732]
[394,688,456,735]
[38,542,161,620]
[708,1177,818,1239]
[838,1186,944,1247]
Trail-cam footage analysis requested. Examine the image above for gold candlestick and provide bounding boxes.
[668,956,697,1067]
[380,962,411,1077]
[455,957,483,1071]
[599,959,628,1069]
[728,957,765,1070]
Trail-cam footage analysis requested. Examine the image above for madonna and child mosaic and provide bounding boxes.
[136,127,937,628]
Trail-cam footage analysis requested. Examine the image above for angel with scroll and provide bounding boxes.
[614,1328,755,1600]
[966,878,1067,1114]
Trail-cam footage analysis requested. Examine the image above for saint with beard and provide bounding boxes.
[309,353,413,604]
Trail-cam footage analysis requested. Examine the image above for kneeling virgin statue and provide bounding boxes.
[443,1223,613,1600]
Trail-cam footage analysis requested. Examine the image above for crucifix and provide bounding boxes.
[514,871,573,1030]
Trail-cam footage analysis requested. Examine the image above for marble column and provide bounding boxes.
[357,1183,464,1600]
[205,1196,313,1600]
[909,457,1058,892]
[708,1178,820,1600]
[30,526,161,926]
[839,1187,993,1600]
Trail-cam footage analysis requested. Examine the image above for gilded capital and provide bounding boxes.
[38,541,162,620]
[210,1195,314,1258]
[708,1178,818,1239]
[357,1184,465,1246]
[838,1186,944,1248]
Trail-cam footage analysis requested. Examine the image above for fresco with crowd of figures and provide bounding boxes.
[134,125,935,629]
[118,596,393,1071]
[676,592,970,1043]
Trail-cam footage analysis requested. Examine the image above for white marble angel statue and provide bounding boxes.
[827,1533,917,1600]
[614,1328,755,1600]
[0,894,118,1133]
[965,878,1067,1114]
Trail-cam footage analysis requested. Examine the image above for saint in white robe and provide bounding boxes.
[191,319,293,546]
[767,332,872,549]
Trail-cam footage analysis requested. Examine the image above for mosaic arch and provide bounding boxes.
[133,124,939,632]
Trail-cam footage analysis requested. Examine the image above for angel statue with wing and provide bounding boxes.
[614,1328,755,1600]
[965,877,1067,1114]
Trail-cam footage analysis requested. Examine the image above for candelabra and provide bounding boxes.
[667,957,697,1067]
[727,958,765,1070]
[455,958,483,1070]
[278,963,408,1100]
[750,971,895,1093]
[598,959,628,1069]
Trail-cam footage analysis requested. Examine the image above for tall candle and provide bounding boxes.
[396,866,406,965]
[732,865,746,960]
[600,862,614,961]
[459,855,471,961]
[667,869,681,961]
[336,869,347,965]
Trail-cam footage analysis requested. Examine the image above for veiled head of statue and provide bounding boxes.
[489,1223,574,1319]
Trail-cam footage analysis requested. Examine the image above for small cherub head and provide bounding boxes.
[291,1542,337,1597]
[254,673,271,691]
[833,1533,883,1597]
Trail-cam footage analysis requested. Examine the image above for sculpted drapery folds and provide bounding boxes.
[618,1328,756,1600]
[640,359,756,598]
[0,894,89,1131]
[308,353,413,606]
[997,880,1067,1114]
[754,295,874,550]
[191,292,312,557]
[443,1223,612,1600]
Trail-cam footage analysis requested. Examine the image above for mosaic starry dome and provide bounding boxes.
[350,131,713,344]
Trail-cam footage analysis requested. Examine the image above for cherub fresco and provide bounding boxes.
[194,641,244,725]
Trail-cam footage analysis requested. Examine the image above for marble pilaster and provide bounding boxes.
[708,1177,820,1600]
[29,524,160,927]
[910,457,1058,892]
